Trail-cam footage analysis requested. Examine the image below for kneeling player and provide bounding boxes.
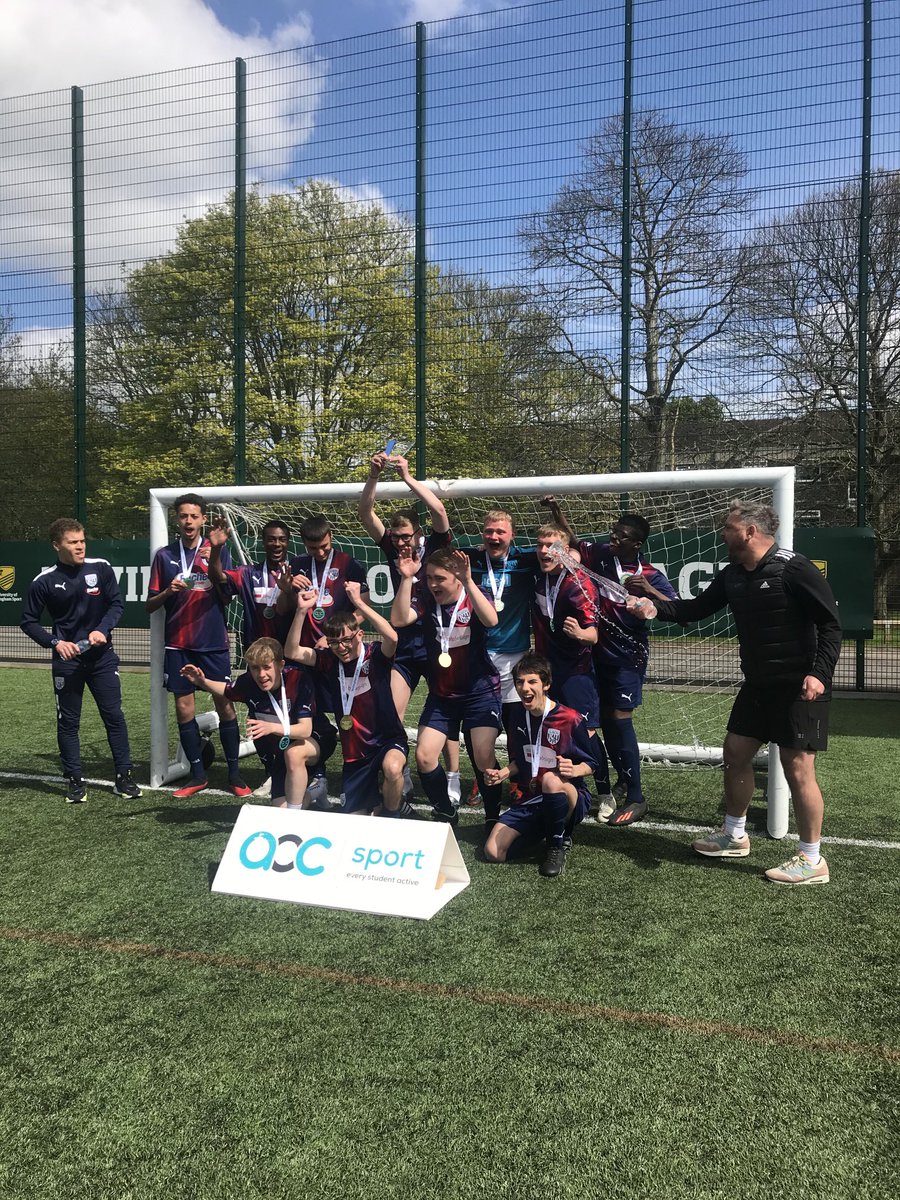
[483,653,597,878]
[180,639,319,808]
[285,582,410,817]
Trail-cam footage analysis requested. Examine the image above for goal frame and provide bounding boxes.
[149,466,795,837]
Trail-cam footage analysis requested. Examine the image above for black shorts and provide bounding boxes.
[727,683,830,751]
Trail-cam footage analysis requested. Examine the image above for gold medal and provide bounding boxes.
[495,599,504,612]
[340,715,353,731]
[438,651,452,668]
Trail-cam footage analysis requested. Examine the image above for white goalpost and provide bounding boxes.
[149,466,795,837]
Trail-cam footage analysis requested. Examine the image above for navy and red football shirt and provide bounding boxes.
[287,549,369,648]
[313,641,405,762]
[506,700,598,801]
[223,661,314,727]
[530,568,599,681]
[410,584,499,701]
[148,538,231,652]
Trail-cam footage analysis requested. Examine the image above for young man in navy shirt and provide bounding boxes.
[391,546,502,827]
[483,653,597,879]
[531,523,614,814]
[285,581,410,817]
[359,451,461,804]
[147,493,250,799]
[544,500,678,827]
[208,517,294,649]
[21,518,140,803]
[181,639,318,809]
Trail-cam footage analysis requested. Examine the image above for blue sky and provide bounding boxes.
[0,0,896,376]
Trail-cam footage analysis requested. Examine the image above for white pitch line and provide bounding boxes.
[2,771,899,852]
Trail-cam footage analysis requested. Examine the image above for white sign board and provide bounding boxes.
[212,806,470,920]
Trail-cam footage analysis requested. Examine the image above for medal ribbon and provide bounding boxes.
[179,539,200,581]
[263,561,282,608]
[525,698,553,779]
[435,590,467,660]
[268,682,291,742]
[310,550,335,610]
[613,556,643,585]
[485,553,507,609]
[544,571,565,629]
[339,645,366,723]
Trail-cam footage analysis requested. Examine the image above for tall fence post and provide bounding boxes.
[233,57,247,485]
[855,0,872,689]
[619,0,633,475]
[71,85,87,523]
[414,22,427,482]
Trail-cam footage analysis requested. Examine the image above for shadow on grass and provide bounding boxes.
[578,821,764,876]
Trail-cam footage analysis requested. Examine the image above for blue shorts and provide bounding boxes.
[420,687,502,737]
[497,785,592,840]
[392,647,428,692]
[255,720,337,798]
[312,717,338,767]
[551,673,599,729]
[341,741,409,814]
[597,665,644,713]
[165,648,232,695]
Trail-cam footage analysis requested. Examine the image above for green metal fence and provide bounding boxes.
[1,0,899,685]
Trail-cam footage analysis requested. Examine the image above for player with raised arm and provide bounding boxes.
[483,653,598,878]
[21,518,141,803]
[282,514,369,650]
[284,581,410,817]
[652,499,841,885]
[531,523,614,812]
[146,493,250,799]
[181,640,316,809]
[207,517,293,648]
[358,451,461,804]
[391,547,502,827]
[543,499,678,827]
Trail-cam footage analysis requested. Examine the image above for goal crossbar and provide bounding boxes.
[149,466,795,836]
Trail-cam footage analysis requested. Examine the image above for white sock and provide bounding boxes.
[798,840,821,865]
[724,814,747,840]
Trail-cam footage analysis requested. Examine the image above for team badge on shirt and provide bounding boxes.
[547,728,560,745]
[457,608,471,624]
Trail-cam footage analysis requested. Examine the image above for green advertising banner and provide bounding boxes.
[0,540,152,629]
[0,528,875,637]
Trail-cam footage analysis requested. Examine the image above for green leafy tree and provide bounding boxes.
[89,181,565,527]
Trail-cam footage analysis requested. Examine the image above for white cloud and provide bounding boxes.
[1,0,314,96]
[0,0,325,318]
[400,1,483,22]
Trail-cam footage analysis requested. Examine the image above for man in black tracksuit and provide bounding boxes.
[653,500,841,886]
[21,518,141,804]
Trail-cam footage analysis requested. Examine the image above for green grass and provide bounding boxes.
[1,667,899,1199]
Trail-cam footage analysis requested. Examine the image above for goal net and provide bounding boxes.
[149,467,795,834]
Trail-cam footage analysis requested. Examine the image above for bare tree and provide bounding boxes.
[736,169,900,612]
[522,109,750,471]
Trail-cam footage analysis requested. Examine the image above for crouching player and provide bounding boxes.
[285,582,411,818]
[483,653,598,879]
[180,639,319,808]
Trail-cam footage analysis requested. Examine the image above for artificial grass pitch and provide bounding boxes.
[0,667,898,1198]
